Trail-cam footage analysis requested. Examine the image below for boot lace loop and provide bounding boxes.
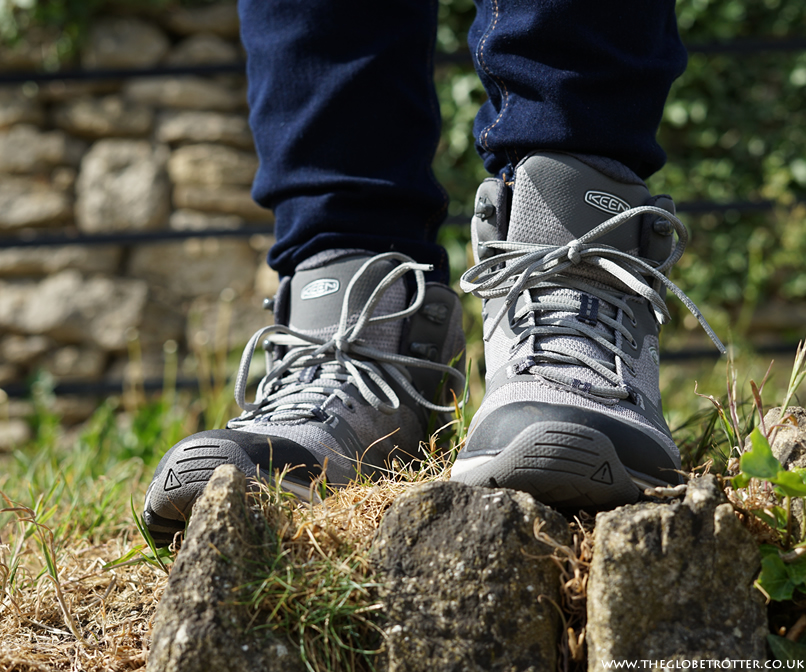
[460,206,725,401]
[231,253,466,426]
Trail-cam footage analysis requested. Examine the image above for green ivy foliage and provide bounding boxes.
[2,0,805,337]
[433,0,806,339]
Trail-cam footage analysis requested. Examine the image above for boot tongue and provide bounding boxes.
[506,152,651,251]
[504,153,655,394]
[288,251,407,352]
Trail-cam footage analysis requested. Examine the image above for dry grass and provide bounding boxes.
[5,357,798,672]
[0,529,168,672]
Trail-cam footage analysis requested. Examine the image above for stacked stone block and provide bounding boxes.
[0,3,277,439]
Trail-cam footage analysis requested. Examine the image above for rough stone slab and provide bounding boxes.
[0,177,73,229]
[136,297,186,351]
[124,77,245,112]
[587,475,767,665]
[371,480,570,672]
[0,125,86,173]
[76,140,170,233]
[0,419,31,451]
[147,465,302,672]
[0,88,44,129]
[166,33,240,66]
[759,406,806,469]
[0,397,94,426]
[2,399,35,420]
[186,293,272,351]
[169,208,244,231]
[82,17,170,69]
[0,244,122,277]
[0,27,54,71]
[168,143,257,187]
[162,4,241,38]
[128,239,258,298]
[53,96,153,139]
[156,111,253,149]
[0,363,20,386]
[173,184,272,221]
[41,345,107,381]
[37,79,121,103]
[13,270,149,352]
[0,280,34,330]
[106,350,170,385]
[0,334,51,366]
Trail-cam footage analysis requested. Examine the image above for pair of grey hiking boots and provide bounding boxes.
[143,152,724,546]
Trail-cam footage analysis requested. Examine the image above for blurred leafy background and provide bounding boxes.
[1,0,806,459]
[433,0,806,343]
[3,0,805,348]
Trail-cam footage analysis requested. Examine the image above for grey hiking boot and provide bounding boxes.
[450,152,724,509]
[144,250,465,545]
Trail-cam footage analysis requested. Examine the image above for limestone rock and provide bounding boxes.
[127,238,258,298]
[2,399,34,420]
[187,293,270,352]
[82,17,170,69]
[37,79,120,103]
[76,140,170,233]
[0,363,19,386]
[169,209,244,231]
[168,144,257,187]
[0,27,55,71]
[124,76,245,112]
[41,345,107,381]
[0,335,51,366]
[760,406,806,469]
[156,110,253,149]
[0,177,73,230]
[0,419,31,451]
[53,96,154,138]
[371,480,570,672]
[51,397,98,425]
[587,475,767,664]
[166,33,240,66]
[15,270,149,352]
[0,245,122,277]
[173,184,272,221]
[162,4,241,39]
[147,465,302,672]
[136,297,186,351]
[0,88,44,129]
[52,167,77,191]
[0,281,34,331]
[0,125,86,174]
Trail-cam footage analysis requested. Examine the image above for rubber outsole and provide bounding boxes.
[450,420,658,509]
[143,435,316,547]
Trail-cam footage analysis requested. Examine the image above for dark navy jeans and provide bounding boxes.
[239,0,687,280]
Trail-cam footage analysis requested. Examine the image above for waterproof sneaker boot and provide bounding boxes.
[144,250,465,545]
[450,152,724,509]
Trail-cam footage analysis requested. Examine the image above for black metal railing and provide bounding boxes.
[1,36,804,397]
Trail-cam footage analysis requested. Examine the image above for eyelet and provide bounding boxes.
[629,316,637,327]
[344,400,355,412]
[629,339,638,351]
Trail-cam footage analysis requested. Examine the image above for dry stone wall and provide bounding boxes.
[0,3,277,437]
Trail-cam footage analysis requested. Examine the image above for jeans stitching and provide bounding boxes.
[477,0,508,152]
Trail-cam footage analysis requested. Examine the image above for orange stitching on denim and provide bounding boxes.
[477,0,508,152]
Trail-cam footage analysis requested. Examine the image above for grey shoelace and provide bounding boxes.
[460,206,726,401]
[230,253,465,427]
